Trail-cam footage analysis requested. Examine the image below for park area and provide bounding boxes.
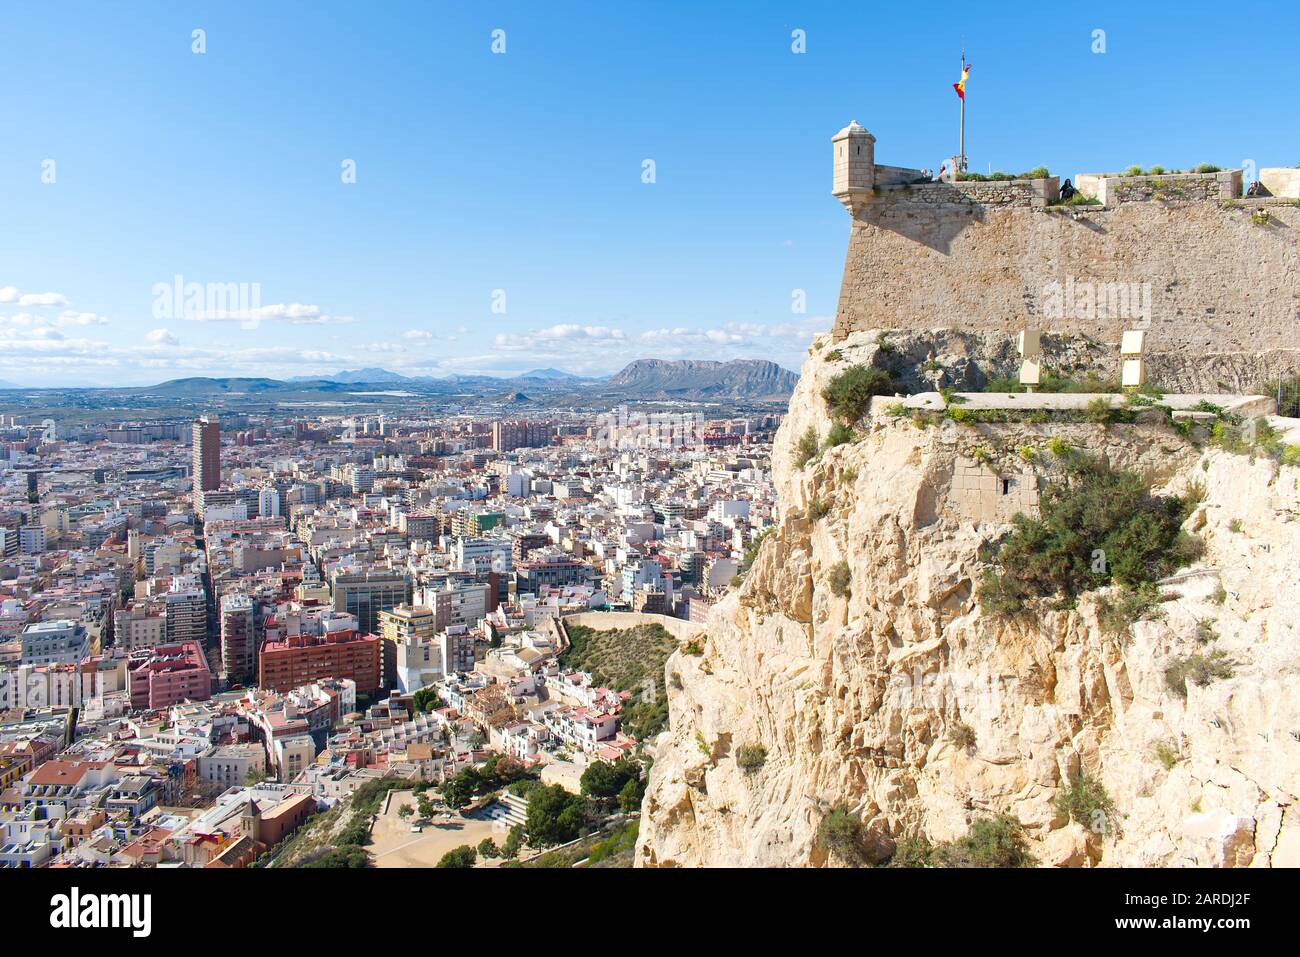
[367,789,506,868]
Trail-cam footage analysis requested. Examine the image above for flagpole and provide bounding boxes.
[958,52,966,172]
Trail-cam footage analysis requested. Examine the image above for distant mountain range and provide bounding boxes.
[135,358,797,402]
[604,359,798,400]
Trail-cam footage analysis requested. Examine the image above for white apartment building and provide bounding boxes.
[198,743,267,789]
[20,619,90,666]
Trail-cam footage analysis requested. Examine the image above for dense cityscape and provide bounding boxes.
[0,400,778,868]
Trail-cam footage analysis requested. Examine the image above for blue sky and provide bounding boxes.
[1,1,1296,386]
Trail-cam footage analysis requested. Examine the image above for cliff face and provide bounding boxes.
[637,330,1300,867]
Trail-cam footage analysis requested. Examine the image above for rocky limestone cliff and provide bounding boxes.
[637,329,1300,867]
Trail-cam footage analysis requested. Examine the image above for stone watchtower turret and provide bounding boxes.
[832,120,876,212]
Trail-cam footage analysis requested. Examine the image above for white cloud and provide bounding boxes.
[176,303,357,329]
[54,310,109,327]
[493,324,629,352]
[0,285,71,307]
[19,291,68,307]
[146,328,179,346]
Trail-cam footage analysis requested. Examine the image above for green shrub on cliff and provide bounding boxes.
[1164,651,1233,697]
[816,804,871,865]
[735,744,768,773]
[794,426,819,468]
[824,421,856,449]
[828,560,851,597]
[1054,772,1116,830]
[978,454,1198,615]
[891,814,1036,868]
[822,364,896,424]
[934,815,1037,867]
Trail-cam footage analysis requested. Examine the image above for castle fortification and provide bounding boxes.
[829,122,1299,389]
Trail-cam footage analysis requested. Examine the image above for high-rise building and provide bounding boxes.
[164,577,207,647]
[257,487,281,519]
[220,593,258,685]
[491,419,552,452]
[438,625,475,675]
[20,619,90,666]
[192,416,221,496]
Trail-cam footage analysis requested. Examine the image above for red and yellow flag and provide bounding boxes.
[953,63,971,100]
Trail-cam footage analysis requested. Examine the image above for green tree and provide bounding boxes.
[436,845,477,868]
[412,687,443,714]
[502,823,524,858]
[477,837,501,860]
[580,758,640,800]
[441,767,483,809]
[617,777,645,813]
[525,784,588,848]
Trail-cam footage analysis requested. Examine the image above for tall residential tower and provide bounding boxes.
[192,415,221,496]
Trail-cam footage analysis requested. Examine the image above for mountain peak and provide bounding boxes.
[605,358,797,399]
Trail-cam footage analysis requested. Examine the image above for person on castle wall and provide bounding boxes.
[937,163,946,181]
[1246,180,1262,197]
[1059,178,1077,201]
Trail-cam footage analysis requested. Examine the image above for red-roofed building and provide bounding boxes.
[258,628,381,694]
[127,641,212,709]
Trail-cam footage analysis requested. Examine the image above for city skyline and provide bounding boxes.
[3,1,1297,386]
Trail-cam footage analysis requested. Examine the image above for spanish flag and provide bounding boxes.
[953,62,971,100]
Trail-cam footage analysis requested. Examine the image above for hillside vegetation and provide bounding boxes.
[559,622,680,739]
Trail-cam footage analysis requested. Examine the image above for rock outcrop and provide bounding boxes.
[637,329,1300,868]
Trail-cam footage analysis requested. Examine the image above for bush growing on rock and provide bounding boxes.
[816,804,871,866]
[735,744,768,773]
[1165,651,1233,697]
[1153,740,1181,770]
[888,814,1036,868]
[977,454,1199,615]
[1053,772,1116,831]
[821,364,896,424]
[1095,582,1164,635]
[794,426,819,468]
[824,421,856,449]
[948,721,977,753]
[828,560,851,597]
[934,814,1036,868]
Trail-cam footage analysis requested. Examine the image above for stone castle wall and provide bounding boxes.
[832,177,1299,371]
